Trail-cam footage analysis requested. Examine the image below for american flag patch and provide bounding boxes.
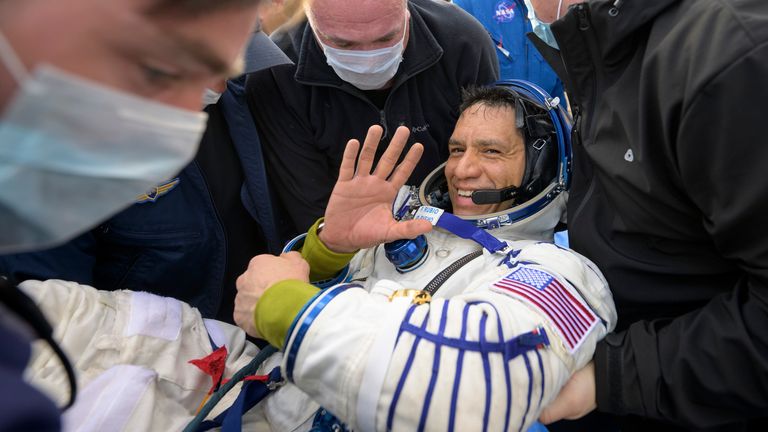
[492,266,598,353]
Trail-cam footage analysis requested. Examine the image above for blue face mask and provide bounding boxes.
[0,32,207,253]
[523,0,564,49]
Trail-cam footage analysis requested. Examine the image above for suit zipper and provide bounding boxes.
[422,250,484,296]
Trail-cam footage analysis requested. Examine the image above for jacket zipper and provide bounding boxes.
[565,4,603,227]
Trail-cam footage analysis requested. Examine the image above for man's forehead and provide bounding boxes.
[463,103,518,123]
[309,0,405,28]
[452,104,524,144]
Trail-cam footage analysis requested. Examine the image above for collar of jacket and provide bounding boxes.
[538,0,679,104]
[292,2,444,89]
[555,0,680,58]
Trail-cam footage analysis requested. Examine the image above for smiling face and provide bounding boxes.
[0,0,261,112]
[445,103,526,216]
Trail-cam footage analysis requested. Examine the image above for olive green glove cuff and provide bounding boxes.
[254,280,319,349]
[301,217,357,281]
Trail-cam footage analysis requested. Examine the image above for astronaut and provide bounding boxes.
[236,80,617,432]
[22,81,615,432]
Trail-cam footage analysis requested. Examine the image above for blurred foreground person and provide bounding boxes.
[0,0,263,429]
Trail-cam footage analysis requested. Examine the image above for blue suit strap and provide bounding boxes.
[196,367,283,432]
[415,207,508,253]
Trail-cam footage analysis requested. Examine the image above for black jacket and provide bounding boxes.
[545,0,768,429]
[245,0,499,234]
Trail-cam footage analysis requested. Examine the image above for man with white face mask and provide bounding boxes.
[0,0,267,429]
[246,0,500,239]
[521,0,768,431]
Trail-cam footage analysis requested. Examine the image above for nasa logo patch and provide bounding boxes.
[494,0,516,23]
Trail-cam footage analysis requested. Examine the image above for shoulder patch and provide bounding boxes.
[491,265,598,353]
[135,177,180,204]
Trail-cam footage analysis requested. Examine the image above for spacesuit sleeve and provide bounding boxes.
[280,242,616,432]
[300,218,357,282]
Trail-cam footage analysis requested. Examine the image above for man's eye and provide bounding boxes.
[449,147,464,155]
[141,64,181,86]
[483,148,501,155]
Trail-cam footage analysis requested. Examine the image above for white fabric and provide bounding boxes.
[204,318,228,350]
[20,280,317,432]
[63,364,155,432]
[283,217,617,431]
[124,291,182,341]
[355,294,413,432]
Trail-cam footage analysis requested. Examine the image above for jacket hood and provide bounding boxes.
[553,0,680,60]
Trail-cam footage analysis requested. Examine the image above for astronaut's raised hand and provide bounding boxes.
[234,251,310,337]
[319,125,433,253]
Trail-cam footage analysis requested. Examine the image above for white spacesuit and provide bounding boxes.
[277,81,617,431]
[21,80,616,432]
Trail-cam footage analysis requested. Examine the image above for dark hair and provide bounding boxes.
[459,85,523,116]
[145,0,262,17]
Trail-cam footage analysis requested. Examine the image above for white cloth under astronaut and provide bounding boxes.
[21,189,616,432]
[21,280,319,432]
[282,189,617,432]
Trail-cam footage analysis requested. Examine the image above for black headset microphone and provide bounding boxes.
[470,186,519,205]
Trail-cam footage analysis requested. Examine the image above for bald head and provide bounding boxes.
[306,0,408,50]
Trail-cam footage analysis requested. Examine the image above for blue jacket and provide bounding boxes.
[0,75,287,320]
[453,0,565,104]
[0,319,60,431]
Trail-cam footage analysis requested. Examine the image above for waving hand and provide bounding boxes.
[319,125,433,253]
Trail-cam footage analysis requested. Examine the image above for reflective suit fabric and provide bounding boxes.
[283,224,616,431]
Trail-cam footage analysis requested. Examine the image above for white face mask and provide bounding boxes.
[523,0,563,49]
[0,32,207,253]
[314,18,408,90]
[202,87,222,107]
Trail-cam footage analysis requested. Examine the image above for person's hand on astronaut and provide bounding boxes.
[234,251,310,337]
[318,125,433,253]
[539,361,597,424]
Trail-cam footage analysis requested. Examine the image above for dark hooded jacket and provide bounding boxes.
[245,0,499,235]
[538,0,768,429]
